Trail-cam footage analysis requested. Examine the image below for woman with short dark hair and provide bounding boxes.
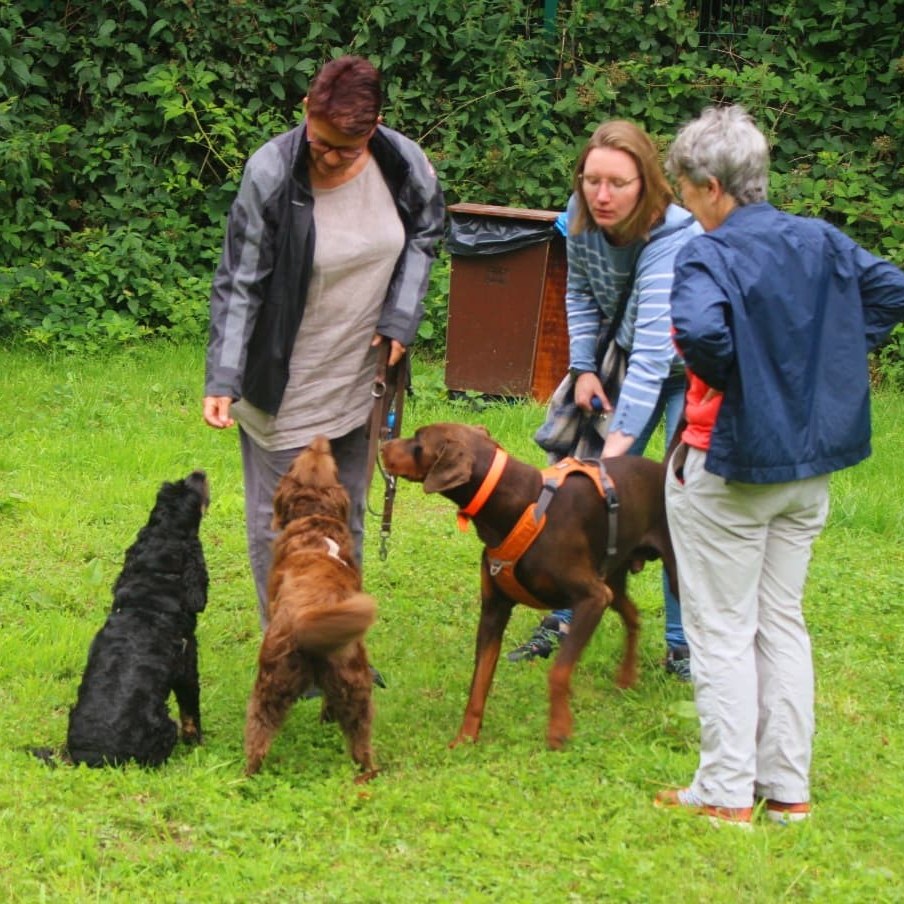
[203,55,445,630]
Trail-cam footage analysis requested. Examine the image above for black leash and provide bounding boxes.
[365,345,409,560]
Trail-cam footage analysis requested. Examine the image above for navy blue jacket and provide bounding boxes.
[671,203,904,483]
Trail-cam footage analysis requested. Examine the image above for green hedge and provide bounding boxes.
[0,0,901,377]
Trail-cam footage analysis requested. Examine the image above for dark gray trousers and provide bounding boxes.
[239,424,369,629]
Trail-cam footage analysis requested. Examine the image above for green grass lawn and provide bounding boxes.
[1,343,902,903]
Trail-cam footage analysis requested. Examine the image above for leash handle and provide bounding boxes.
[378,366,406,560]
[365,345,408,560]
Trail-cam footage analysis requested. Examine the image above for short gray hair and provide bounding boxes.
[666,105,770,205]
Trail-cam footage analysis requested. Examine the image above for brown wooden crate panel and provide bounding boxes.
[446,202,561,223]
[445,242,552,397]
[530,236,569,401]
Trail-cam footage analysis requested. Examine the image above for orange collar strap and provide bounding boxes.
[457,448,508,531]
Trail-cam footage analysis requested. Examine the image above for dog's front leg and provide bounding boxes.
[450,562,513,748]
[546,583,611,750]
[173,634,203,745]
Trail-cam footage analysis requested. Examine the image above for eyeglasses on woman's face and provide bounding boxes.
[307,133,368,161]
[580,174,641,194]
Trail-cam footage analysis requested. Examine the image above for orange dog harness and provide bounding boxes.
[485,458,619,609]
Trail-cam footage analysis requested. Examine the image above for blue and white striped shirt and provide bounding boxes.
[565,199,701,438]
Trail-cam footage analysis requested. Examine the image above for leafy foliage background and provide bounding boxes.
[1,0,901,369]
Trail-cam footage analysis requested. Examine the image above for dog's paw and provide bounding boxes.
[546,715,572,750]
[354,768,380,785]
[27,746,60,768]
[180,717,203,745]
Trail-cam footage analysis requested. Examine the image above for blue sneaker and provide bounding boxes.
[507,616,568,662]
[665,645,691,681]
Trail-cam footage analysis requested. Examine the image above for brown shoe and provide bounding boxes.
[763,799,811,824]
[654,787,753,829]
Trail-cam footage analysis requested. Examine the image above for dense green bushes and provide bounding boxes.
[1,0,901,378]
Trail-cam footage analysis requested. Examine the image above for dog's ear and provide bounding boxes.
[271,475,294,529]
[322,484,350,522]
[182,538,209,613]
[423,439,474,494]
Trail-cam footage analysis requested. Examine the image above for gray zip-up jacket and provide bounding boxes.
[205,122,445,415]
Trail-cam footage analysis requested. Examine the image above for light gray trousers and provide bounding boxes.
[239,424,369,629]
[665,446,830,807]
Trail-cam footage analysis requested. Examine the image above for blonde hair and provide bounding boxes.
[570,120,673,241]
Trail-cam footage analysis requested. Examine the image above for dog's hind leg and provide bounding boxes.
[451,565,514,748]
[546,582,612,750]
[139,717,180,767]
[607,569,640,689]
[322,646,378,783]
[244,647,309,776]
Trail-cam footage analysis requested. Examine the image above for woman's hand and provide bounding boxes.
[203,396,235,429]
[602,430,634,458]
[372,334,406,366]
[574,371,611,413]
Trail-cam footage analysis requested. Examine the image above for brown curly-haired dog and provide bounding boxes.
[243,436,378,782]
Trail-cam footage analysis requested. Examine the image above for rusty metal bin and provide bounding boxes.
[444,203,569,402]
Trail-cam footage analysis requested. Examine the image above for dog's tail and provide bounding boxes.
[268,593,377,657]
[27,746,66,768]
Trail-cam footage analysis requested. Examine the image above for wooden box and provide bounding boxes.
[444,203,568,402]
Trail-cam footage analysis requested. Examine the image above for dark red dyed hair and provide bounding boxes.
[306,56,382,137]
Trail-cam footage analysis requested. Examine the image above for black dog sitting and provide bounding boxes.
[66,471,210,767]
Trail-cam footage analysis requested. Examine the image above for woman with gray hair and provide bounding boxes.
[655,105,904,827]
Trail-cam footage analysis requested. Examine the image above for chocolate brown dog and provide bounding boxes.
[381,422,677,750]
[244,436,379,782]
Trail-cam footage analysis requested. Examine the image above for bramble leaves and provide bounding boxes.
[0,0,900,383]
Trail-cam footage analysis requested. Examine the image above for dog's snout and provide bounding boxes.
[187,470,211,508]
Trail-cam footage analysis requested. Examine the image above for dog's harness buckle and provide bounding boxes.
[595,460,619,559]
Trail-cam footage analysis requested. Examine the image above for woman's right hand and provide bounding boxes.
[574,371,611,413]
[203,396,235,429]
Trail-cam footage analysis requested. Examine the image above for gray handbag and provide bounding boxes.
[534,285,632,460]
[534,220,686,460]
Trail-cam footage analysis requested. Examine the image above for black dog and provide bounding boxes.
[66,471,210,767]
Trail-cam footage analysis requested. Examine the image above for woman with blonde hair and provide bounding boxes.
[511,120,701,674]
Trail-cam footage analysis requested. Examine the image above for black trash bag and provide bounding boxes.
[445,214,558,256]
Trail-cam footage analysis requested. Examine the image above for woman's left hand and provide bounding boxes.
[372,334,407,366]
[602,430,634,458]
